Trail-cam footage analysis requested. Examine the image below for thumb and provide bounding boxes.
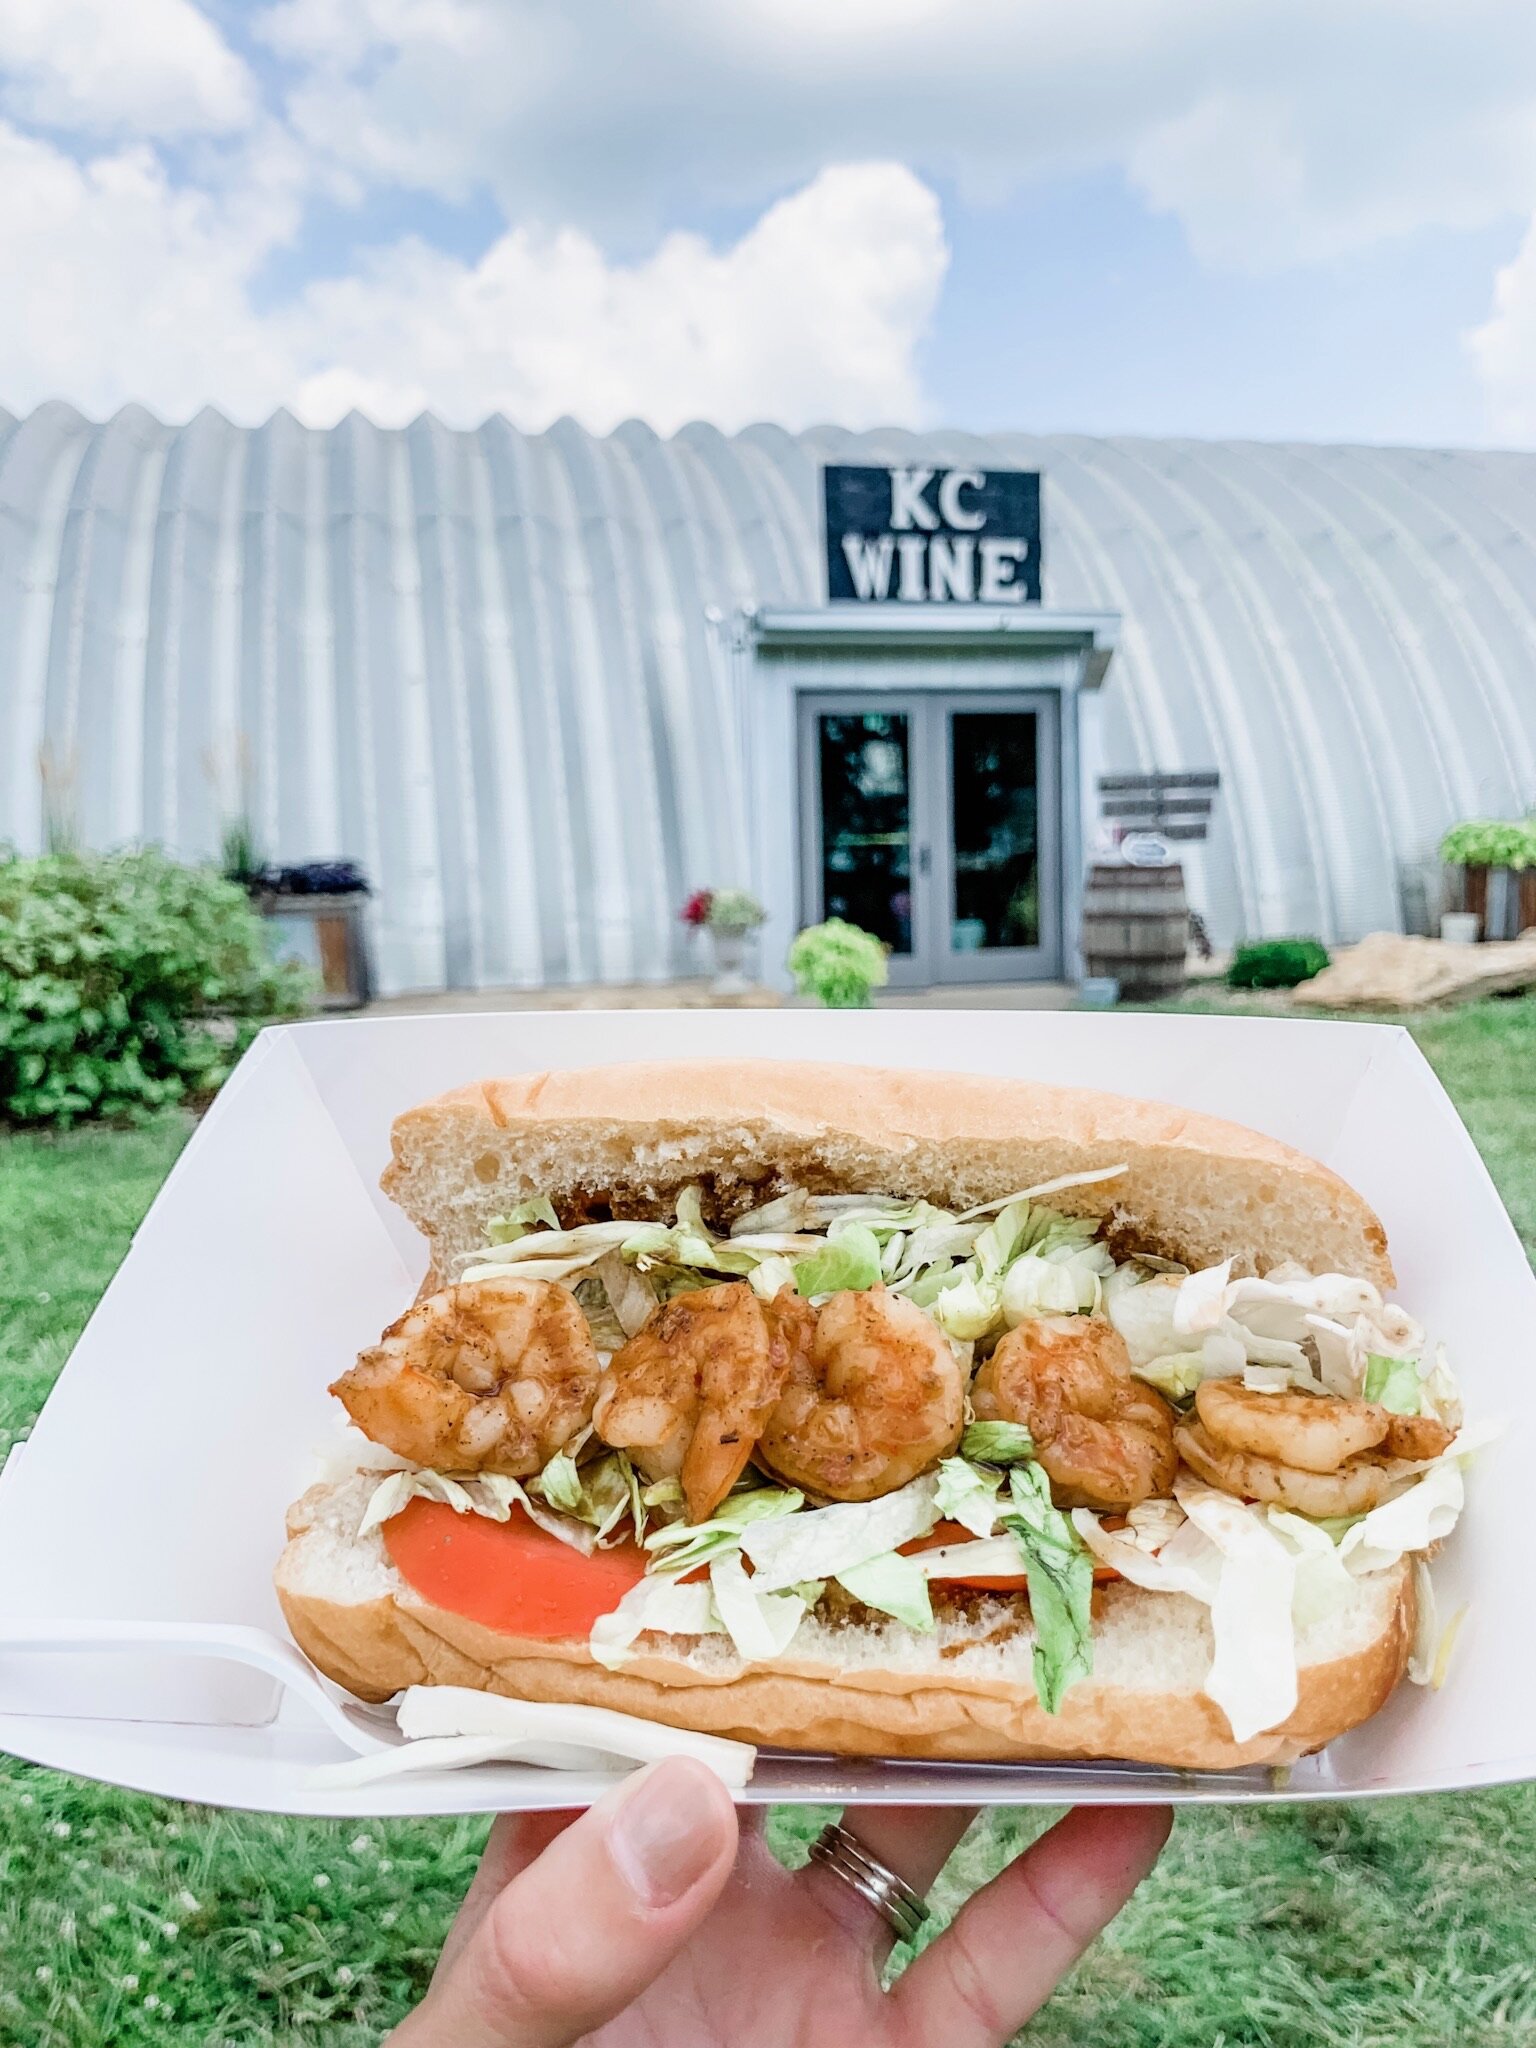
[390,1756,739,2048]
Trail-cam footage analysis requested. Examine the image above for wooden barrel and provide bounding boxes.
[1081,863,1189,999]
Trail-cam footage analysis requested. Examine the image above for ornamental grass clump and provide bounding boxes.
[0,847,310,1127]
[787,918,889,1008]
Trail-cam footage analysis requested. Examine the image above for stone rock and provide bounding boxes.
[1297,929,1536,1009]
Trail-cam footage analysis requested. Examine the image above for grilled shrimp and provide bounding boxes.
[1179,1378,1453,1515]
[1380,1410,1457,1461]
[971,1314,1177,1511]
[1175,1421,1415,1517]
[756,1287,966,1502]
[593,1284,789,1525]
[331,1276,601,1476]
[1194,1379,1390,1474]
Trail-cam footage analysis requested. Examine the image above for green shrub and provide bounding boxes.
[1438,818,1536,870]
[1226,937,1331,991]
[788,918,889,1008]
[0,848,311,1127]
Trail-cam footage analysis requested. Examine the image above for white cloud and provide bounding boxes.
[254,0,1536,267]
[0,121,305,421]
[284,163,946,433]
[1467,216,1536,439]
[0,126,946,432]
[0,0,255,137]
[6,0,1536,438]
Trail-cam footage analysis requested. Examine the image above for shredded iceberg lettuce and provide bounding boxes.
[959,1420,1036,1466]
[915,1534,1032,1579]
[461,1178,1128,1345]
[1000,1463,1094,1714]
[834,1551,935,1631]
[589,1576,724,1669]
[357,1465,600,1554]
[794,1223,883,1298]
[927,1201,1114,1343]
[1130,1351,1208,1402]
[739,1475,940,1592]
[1337,1457,1466,1575]
[485,1196,560,1244]
[1265,1507,1357,1627]
[1002,1241,1114,1321]
[707,1553,815,1660]
[1177,1480,1299,1741]
[645,1486,803,1579]
[747,1254,798,1302]
[933,1457,1007,1537]
[534,1452,582,1514]
[1363,1352,1420,1415]
[537,1451,646,1545]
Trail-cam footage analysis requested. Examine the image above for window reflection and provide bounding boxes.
[817,713,912,953]
[950,712,1038,952]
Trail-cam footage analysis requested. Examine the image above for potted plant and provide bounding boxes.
[1438,818,1536,941]
[681,887,766,995]
[788,918,889,1008]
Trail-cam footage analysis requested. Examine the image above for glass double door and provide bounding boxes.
[799,692,1060,985]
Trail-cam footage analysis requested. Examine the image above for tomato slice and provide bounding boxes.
[383,1498,649,1638]
[900,1520,1120,1590]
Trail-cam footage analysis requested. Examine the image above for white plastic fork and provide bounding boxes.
[0,1619,401,1757]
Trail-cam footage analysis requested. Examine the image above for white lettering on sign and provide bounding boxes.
[936,469,985,530]
[840,532,896,601]
[896,535,928,601]
[927,536,976,601]
[823,461,1040,604]
[888,467,940,531]
[978,537,1029,604]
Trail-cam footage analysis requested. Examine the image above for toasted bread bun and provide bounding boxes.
[277,1474,1414,1770]
[380,1060,1393,1290]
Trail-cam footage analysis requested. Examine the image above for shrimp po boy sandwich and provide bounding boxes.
[277,1061,1477,1770]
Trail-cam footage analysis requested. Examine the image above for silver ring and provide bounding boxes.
[808,1821,931,1944]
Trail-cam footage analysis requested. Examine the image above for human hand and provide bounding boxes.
[390,1759,1170,2048]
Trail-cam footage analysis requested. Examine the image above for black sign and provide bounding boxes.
[823,463,1042,606]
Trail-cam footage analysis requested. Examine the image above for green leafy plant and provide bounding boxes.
[1438,818,1536,871]
[788,918,889,1008]
[1226,937,1331,991]
[0,848,311,1128]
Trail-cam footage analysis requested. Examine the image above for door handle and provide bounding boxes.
[916,845,932,877]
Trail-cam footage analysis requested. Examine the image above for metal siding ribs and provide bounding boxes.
[1,405,1531,990]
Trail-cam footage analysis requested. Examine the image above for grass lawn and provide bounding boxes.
[2,998,1534,2046]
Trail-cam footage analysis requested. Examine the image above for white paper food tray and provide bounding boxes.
[0,1008,1529,1817]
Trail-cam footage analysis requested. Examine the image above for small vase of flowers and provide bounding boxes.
[682,887,767,996]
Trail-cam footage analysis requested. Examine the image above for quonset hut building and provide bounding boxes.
[2,401,1534,996]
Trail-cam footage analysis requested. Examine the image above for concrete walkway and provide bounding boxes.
[362,977,1078,1016]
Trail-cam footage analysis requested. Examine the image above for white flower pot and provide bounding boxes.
[707,925,753,996]
[1440,911,1480,946]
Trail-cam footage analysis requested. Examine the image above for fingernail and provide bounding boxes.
[607,1761,721,1909]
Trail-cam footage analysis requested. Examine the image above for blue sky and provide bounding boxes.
[927,179,1528,448]
[2,0,1534,445]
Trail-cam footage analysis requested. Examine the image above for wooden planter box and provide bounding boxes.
[256,892,373,1010]
[1452,865,1536,942]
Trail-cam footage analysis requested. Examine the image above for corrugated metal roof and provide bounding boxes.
[2,401,1533,992]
